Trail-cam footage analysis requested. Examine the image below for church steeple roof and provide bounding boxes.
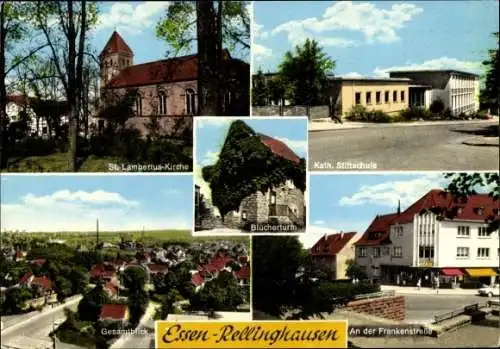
[99,31,133,58]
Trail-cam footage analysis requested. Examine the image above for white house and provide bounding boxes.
[389,70,480,115]
[355,189,499,287]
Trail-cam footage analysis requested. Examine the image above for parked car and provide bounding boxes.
[477,284,500,297]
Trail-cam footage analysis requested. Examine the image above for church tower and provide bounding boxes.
[99,31,134,87]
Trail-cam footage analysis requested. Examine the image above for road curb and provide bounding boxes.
[308,119,499,133]
[1,295,82,337]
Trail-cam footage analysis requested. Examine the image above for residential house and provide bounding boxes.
[89,264,117,281]
[223,134,306,230]
[389,70,479,115]
[97,31,249,135]
[31,276,53,297]
[30,259,47,267]
[309,232,359,280]
[104,282,119,299]
[99,304,128,323]
[234,265,251,287]
[191,272,205,292]
[328,77,411,117]
[355,190,499,286]
[15,250,27,262]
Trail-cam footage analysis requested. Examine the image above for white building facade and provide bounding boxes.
[389,70,480,115]
[356,191,499,287]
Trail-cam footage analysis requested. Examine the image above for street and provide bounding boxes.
[404,294,486,324]
[1,301,81,349]
[309,122,499,171]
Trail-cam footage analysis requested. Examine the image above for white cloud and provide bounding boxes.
[201,150,220,166]
[272,1,422,46]
[253,22,269,40]
[1,190,191,232]
[275,137,307,157]
[338,72,363,78]
[22,190,139,207]
[196,118,230,129]
[318,37,359,48]
[253,43,272,61]
[374,57,484,77]
[339,174,445,209]
[96,2,170,35]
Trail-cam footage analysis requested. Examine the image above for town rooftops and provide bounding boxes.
[389,69,479,78]
[259,134,301,164]
[310,232,357,256]
[99,304,128,321]
[331,76,411,82]
[31,276,52,292]
[234,265,251,280]
[356,189,499,247]
[191,272,205,287]
[19,272,34,285]
[99,31,133,58]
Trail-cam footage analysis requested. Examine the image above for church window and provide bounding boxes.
[185,89,196,115]
[158,93,167,115]
[135,96,142,116]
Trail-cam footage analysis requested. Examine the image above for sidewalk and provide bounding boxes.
[381,285,481,295]
[309,118,499,132]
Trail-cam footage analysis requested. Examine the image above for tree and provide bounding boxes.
[481,32,499,114]
[445,172,499,232]
[69,267,89,295]
[54,276,72,302]
[251,69,268,106]
[78,282,110,322]
[156,1,249,115]
[278,38,335,105]
[429,99,445,114]
[345,259,367,280]
[128,288,148,326]
[33,1,98,170]
[122,266,148,293]
[2,286,33,314]
[267,76,287,106]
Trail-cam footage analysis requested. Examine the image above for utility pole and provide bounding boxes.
[96,218,99,248]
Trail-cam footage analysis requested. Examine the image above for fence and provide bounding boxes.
[433,301,489,323]
[252,105,330,119]
[352,290,396,300]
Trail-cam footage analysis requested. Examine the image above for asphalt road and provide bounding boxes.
[309,122,499,171]
[404,294,487,324]
[1,301,81,349]
[112,326,155,349]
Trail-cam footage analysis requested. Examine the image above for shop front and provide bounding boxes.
[440,268,464,288]
[464,268,498,286]
[380,265,438,287]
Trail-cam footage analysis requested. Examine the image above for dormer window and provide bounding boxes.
[476,207,484,215]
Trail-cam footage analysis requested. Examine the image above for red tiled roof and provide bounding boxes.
[191,272,205,287]
[355,213,401,246]
[99,304,127,321]
[202,255,232,273]
[147,264,168,273]
[234,265,250,280]
[310,232,357,256]
[259,134,301,164]
[19,272,33,285]
[30,259,47,266]
[99,31,133,58]
[89,265,116,279]
[238,255,249,263]
[104,282,118,296]
[31,276,52,291]
[356,189,500,247]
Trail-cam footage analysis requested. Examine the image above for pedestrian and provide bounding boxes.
[417,278,421,290]
[435,276,440,294]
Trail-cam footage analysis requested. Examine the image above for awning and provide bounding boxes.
[441,268,464,276]
[464,268,498,277]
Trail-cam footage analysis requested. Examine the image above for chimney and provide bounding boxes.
[397,200,401,215]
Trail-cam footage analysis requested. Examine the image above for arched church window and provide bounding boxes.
[185,89,196,115]
[135,95,142,116]
[158,92,167,115]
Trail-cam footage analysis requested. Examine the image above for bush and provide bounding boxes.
[440,108,454,120]
[10,137,66,157]
[398,107,435,121]
[345,105,391,123]
[471,110,490,119]
[430,99,445,114]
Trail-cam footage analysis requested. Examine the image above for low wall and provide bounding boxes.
[343,295,405,321]
[252,105,330,118]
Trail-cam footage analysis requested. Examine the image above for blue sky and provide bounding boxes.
[302,173,451,248]
[253,1,499,77]
[0,175,193,232]
[92,1,249,63]
[194,117,308,206]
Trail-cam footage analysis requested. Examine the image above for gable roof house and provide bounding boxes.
[310,232,358,280]
[99,304,129,322]
[97,31,249,136]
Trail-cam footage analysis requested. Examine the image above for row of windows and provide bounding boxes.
[134,89,197,116]
[456,247,498,258]
[358,246,402,258]
[451,88,475,94]
[355,90,405,105]
[458,226,493,237]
